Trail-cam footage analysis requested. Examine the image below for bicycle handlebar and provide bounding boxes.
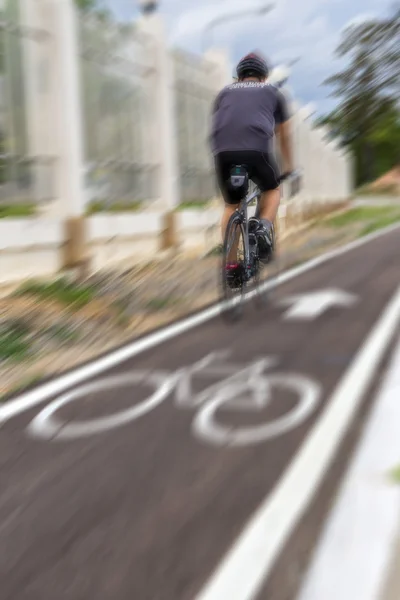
[277,170,303,198]
[279,171,293,183]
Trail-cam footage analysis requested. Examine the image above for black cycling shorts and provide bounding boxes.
[214,150,280,205]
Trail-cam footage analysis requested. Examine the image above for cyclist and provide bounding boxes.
[210,51,294,262]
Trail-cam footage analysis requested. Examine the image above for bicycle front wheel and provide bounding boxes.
[220,212,247,321]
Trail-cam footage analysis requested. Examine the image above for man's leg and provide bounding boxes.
[256,189,280,260]
[259,188,280,224]
[221,202,239,239]
[253,151,282,260]
[215,151,245,265]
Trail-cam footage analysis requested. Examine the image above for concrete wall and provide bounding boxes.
[0,198,350,287]
[0,219,63,285]
[87,212,164,270]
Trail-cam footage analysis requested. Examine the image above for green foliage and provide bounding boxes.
[325,205,399,227]
[74,0,98,11]
[0,320,32,363]
[85,200,142,215]
[319,5,400,186]
[43,323,80,344]
[389,463,400,484]
[145,296,181,311]
[15,278,97,310]
[0,203,36,218]
[204,244,223,257]
[360,211,400,236]
[74,0,112,21]
[323,205,400,238]
[176,199,212,211]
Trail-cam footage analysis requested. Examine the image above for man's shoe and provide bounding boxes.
[256,220,274,262]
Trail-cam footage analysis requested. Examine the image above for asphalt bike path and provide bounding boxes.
[0,227,399,600]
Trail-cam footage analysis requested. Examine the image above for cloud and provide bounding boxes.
[104,0,392,114]
[168,1,270,46]
[167,0,342,94]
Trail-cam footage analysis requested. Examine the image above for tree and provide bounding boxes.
[74,0,113,21]
[74,0,98,11]
[319,4,400,185]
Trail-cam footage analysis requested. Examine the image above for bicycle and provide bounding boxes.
[27,350,321,446]
[220,167,295,320]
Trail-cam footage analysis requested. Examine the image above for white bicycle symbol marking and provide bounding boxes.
[28,351,322,446]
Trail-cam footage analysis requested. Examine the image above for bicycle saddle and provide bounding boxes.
[228,165,249,191]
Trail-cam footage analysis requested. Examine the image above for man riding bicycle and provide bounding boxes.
[210,51,295,262]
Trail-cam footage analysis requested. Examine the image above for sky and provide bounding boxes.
[105,0,392,115]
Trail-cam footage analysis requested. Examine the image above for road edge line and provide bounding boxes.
[296,332,400,600]
[195,284,400,600]
[1,221,400,424]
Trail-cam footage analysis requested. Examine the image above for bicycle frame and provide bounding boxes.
[233,185,263,274]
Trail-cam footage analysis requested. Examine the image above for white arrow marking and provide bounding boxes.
[280,289,358,320]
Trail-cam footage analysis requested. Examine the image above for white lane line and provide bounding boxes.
[296,334,400,600]
[195,284,400,600]
[280,289,358,321]
[0,220,399,425]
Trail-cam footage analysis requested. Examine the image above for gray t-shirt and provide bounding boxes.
[210,81,290,155]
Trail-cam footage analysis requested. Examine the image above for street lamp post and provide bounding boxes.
[202,3,275,54]
[287,57,300,67]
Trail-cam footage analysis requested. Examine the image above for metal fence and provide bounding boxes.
[173,50,218,204]
[0,1,352,216]
[0,0,56,206]
[78,13,159,208]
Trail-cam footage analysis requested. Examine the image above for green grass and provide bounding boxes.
[114,311,131,328]
[111,299,131,328]
[43,323,80,344]
[204,244,223,257]
[145,296,181,311]
[0,203,37,218]
[322,204,400,238]
[85,200,142,215]
[176,199,211,211]
[15,277,97,310]
[325,206,400,229]
[0,320,32,363]
[360,212,400,236]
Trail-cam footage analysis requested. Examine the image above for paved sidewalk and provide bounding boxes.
[379,523,400,600]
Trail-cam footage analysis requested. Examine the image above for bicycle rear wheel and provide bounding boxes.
[220,212,247,321]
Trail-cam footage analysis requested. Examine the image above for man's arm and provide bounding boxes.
[209,89,223,151]
[274,90,294,173]
[212,89,224,114]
